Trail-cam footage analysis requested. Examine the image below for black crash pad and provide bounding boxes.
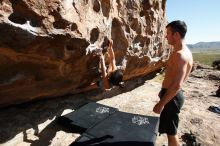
[71,111,159,146]
[57,102,118,133]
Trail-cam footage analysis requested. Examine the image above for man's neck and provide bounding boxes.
[173,39,185,52]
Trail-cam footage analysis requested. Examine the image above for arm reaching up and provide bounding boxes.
[99,53,110,89]
[107,40,117,73]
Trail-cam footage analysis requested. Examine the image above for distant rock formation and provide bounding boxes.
[0,0,168,107]
[187,41,220,52]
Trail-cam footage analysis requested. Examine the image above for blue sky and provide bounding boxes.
[166,0,220,44]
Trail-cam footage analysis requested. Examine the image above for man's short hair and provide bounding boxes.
[109,69,123,86]
[166,20,187,39]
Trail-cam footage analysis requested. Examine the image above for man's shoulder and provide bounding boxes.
[171,51,191,66]
[175,47,192,57]
[172,51,184,60]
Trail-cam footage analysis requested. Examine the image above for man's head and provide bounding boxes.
[166,20,187,38]
[109,69,123,86]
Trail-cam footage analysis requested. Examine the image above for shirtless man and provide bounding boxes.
[153,20,193,146]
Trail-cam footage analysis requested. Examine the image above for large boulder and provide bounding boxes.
[0,0,168,107]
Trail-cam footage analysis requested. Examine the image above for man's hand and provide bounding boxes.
[108,39,113,47]
[153,102,164,114]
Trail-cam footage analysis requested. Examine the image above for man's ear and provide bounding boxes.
[174,32,181,39]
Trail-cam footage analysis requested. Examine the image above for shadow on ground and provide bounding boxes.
[0,71,159,145]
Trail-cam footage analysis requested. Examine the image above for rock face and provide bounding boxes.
[0,0,167,107]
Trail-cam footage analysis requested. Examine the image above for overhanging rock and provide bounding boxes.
[0,0,168,107]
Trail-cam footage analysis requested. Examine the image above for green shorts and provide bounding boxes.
[158,88,185,135]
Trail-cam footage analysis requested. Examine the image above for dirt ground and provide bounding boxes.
[0,66,219,146]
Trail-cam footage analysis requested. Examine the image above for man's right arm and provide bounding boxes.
[107,40,117,73]
[99,54,110,89]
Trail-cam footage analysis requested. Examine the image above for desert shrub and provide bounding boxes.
[212,59,220,70]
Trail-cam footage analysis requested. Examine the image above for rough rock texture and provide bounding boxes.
[0,0,167,107]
